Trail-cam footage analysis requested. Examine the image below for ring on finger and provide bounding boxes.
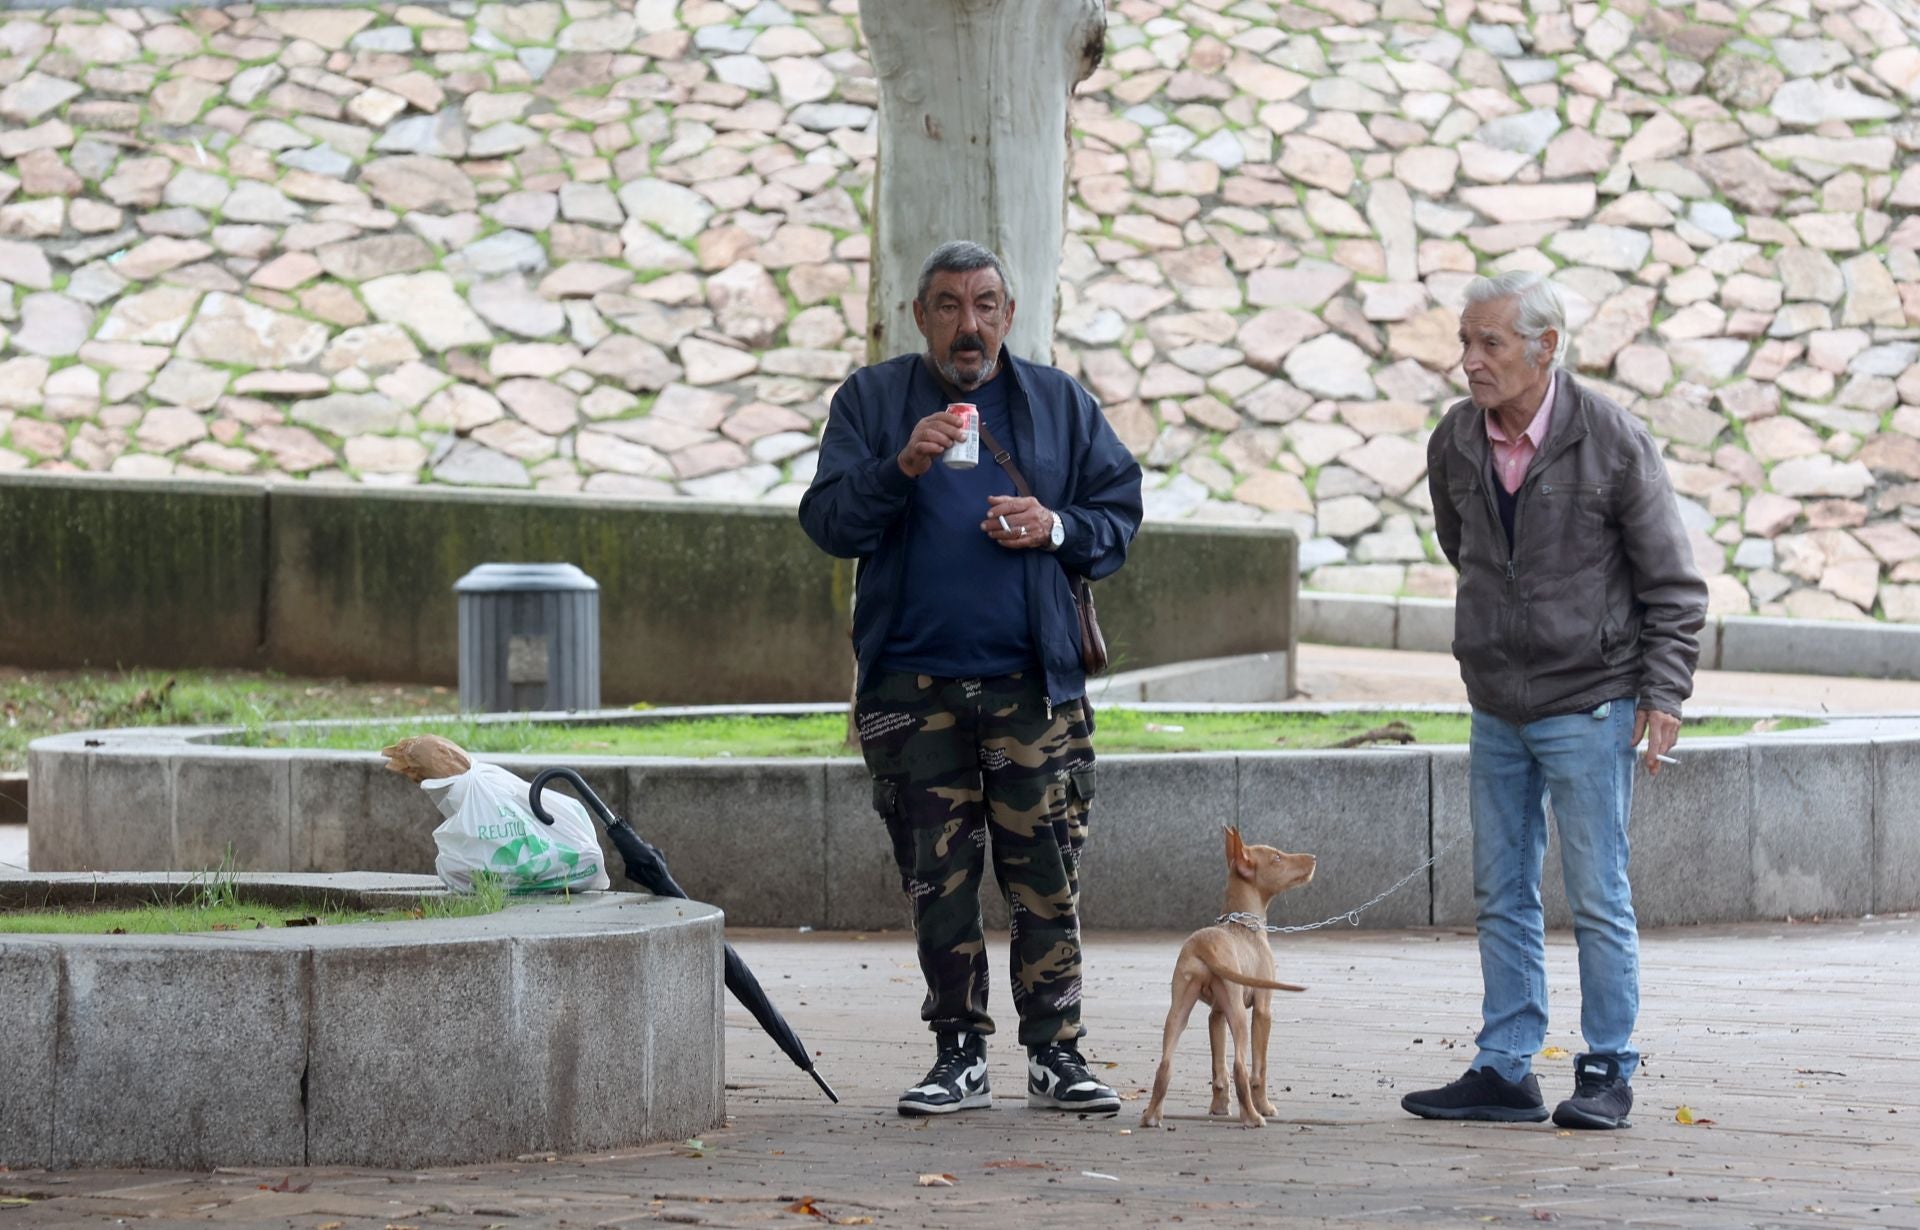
[1018,525,1026,536]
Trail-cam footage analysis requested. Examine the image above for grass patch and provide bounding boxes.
[247,709,1814,759]
[1,667,456,773]
[0,871,509,936]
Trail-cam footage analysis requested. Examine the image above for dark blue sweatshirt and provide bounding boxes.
[798,351,1144,705]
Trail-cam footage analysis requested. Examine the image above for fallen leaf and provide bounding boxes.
[1675,1105,1695,1125]
[834,1219,874,1227]
[916,1173,956,1187]
[1539,1046,1570,1060]
[784,1196,827,1218]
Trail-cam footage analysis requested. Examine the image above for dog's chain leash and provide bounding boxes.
[1217,832,1469,934]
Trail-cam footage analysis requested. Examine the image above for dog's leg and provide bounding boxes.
[1251,989,1276,1117]
[1225,998,1263,1128]
[1142,969,1208,1128]
[1206,996,1231,1116]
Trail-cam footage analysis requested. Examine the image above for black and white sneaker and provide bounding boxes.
[1026,1043,1121,1114]
[897,1032,991,1117]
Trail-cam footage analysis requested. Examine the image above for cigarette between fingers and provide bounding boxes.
[1655,754,1678,765]
[998,515,1011,532]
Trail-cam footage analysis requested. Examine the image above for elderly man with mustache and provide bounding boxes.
[800,240,1143,1119]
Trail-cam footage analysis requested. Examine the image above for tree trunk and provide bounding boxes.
[860,0,1106,364]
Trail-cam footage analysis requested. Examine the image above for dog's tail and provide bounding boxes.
[1197,953,1307,993]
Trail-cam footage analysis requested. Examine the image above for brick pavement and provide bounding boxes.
[6,916,1919,1230]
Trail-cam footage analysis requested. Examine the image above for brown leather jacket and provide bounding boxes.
[1427,372,1709,724]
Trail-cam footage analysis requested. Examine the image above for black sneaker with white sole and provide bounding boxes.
[1026,1043,1121,1114]
[897,1032,991,1117]
[1552,1053,1634,1130]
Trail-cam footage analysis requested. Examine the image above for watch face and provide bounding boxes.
[1050,514,1065,546]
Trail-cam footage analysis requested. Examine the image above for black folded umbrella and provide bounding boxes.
[528,768,839,1104]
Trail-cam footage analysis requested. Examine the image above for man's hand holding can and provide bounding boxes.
[895,408,972,478]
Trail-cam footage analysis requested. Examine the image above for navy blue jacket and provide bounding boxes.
[799,351,1144,704]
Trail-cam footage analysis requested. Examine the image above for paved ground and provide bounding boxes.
[1291,644,1920,715]
[4,919,1918,1229]
[6,646,1920,1228]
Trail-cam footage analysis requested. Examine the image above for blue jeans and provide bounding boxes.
[1470,700,1640,1083]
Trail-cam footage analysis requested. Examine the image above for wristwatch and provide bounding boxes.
[1047,512,1065,550]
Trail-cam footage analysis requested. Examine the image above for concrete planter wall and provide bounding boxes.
[29,713,1920,931]
[0,873,724,1171]
[0,473,1297,703]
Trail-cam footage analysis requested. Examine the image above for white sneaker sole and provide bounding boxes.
[897,1091,992,1116]
[1027,1091,1120,1114]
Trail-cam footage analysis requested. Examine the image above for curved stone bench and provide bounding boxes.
[0,873,722,1171]
[26,701,1920,932]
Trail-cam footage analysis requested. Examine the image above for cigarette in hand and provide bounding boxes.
[1654,754,1678,765]
[998,515,1011,532]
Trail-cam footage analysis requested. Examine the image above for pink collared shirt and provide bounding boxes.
[1484,374,1556,495]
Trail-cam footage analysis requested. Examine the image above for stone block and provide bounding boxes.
[293,752,435,874]
[1873,738,1920,914]
[1395,597,1456,654]
[0,943,56,1168]
[307,934,519,1167]
[1298,592,1397,648]
[1081,754,1240,931]
[174,752,291,872]
[53,942,308,1169]
[625,762,827,926]
[1237,750,1432,928]
[1617,742,1752,926]
[510,929,654,1153]
[1103,653,1291,703]
[1750,740,1874,919]
[636,910,726,1142]
[85,751,177,870]
[1430,748,1474,927]
[822,758,905,930]
[25,739,89,872]
[1719,616,1920,681]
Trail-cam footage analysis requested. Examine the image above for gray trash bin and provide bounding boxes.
[455,563,601,713]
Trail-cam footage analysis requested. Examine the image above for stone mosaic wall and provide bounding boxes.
[1,0,1919,619]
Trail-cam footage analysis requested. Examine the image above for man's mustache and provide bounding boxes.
[951,333,986,354]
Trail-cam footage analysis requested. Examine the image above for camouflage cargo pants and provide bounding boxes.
[857,670,1096,1049]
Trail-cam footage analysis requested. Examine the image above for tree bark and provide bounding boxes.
[860,0,1105,364]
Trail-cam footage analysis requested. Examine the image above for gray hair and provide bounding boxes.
[915,241,1014,306]
[1462,271,1567,367]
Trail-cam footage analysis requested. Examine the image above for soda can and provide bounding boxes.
[943,403,980,469]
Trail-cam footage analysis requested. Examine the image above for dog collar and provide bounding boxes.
[1216,912,1270,932]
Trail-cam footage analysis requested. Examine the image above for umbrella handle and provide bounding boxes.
[528,767,621,831]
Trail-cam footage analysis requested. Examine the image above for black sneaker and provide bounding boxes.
[897,1032,991,1116]
[1401,1067,1550,1122]
[1026,1043,1121,1114]
[1553,1054,1634,1130]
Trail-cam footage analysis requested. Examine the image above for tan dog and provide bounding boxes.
[1140,826,1317,1128]
[380,734,471,783]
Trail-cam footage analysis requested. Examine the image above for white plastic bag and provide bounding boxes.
[422,761,611,895]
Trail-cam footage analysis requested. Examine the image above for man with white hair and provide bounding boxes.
[1402,271,1708,1131]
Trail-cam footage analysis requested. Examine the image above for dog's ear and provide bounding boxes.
[1226,826,1257,880]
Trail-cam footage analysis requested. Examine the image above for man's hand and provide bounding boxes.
[1632,707,1680,776]
[896,410,968,478]
[982,495,1051,549]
